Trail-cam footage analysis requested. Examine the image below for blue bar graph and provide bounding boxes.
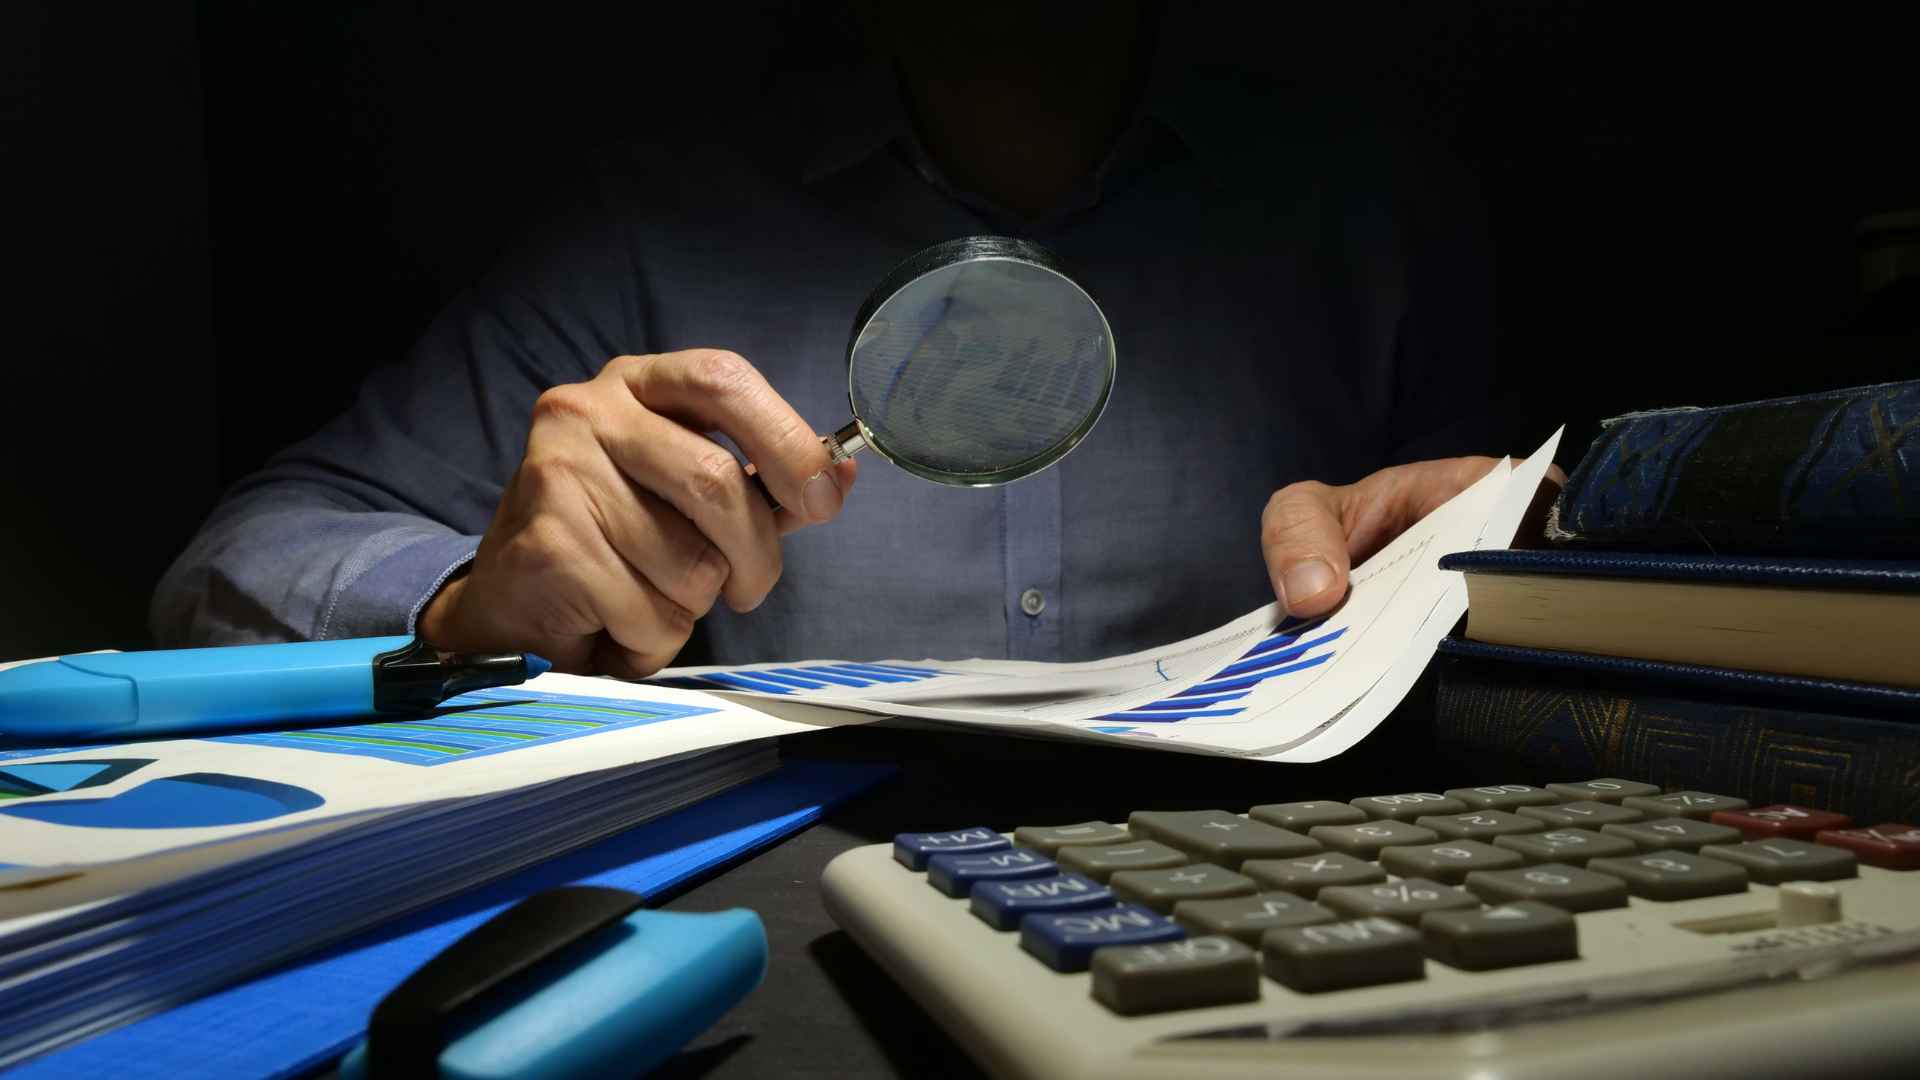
[210,689,719,766]
[1095,622,1345,725]
[666,661,955,696]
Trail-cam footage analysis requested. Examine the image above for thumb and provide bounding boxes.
[1261,481,1352,617]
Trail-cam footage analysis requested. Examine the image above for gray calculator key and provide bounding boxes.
[1519,801,1645,828]
[1174,891,1336,945]
[1091,935,1260,1015]
[1111,863,1257,914]
[1464,863,1629,912]
[1699,839,1860,884]
[1319,877,1480,926]
[1249,800,1369,831]
[1379,840,1526,885]
[1350,792,1469,821]
[1443,784,1562,811]
[1421,900,1578,971]
[1588,852,1749,900]
[1242,852,1387,898]
[1263,917,1426,992]
[1058,840,1189,882]
[1309,820,1440,859]
[1014,821,1131,855]
[1545,779,1661,804]
[1416,810,1545,841]
[1602,818,1744,853]
[1494,828,1638,866]
[1129,810,1320,869]
[1622,791,1750,820]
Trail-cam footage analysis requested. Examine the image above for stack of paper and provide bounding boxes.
[0,678,858,1067]
[655,430,1564,761]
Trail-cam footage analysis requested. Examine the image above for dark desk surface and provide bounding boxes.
[652,692,1448,1079]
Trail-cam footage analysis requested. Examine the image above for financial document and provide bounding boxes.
[656,429,1564,761]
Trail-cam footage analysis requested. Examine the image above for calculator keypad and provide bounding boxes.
[887,778,1888,1016]
[1057,840,1188,882]
[1443,784,1562,811]
[1241,852,1386,898]
[1249,800,1368,831]
[1601,818,1744,853]
[1421,900,1578,971]
[1519,801,1645,829]
[1173,892,1336,945]
[1699,839,1859,884]
[1378,840,1527,884]
[1129,810,1320,868]
[1587,853,1749,901]
[1110,863,1256,914]
[1416,809,1546,841]
[1350,792,1469,821]
[1263,917,1425,992]
[1318,878,1480,925]
[1309,820,1439,859]
[1091,935,1260,1014]
[1014,821,1131,855]
[1463,863,1629,913]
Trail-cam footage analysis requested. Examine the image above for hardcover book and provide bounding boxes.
[1546,378,1920,554]
[1432,637,1920,827]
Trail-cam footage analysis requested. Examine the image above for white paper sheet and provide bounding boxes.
[657,428,1564,759]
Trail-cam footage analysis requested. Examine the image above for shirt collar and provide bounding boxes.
[782,33,1221,204]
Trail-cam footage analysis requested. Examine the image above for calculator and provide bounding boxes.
[821,779,1920,1079]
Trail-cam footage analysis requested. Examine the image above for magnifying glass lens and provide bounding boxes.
[751,237,1114,509]
[847,244,1113,485]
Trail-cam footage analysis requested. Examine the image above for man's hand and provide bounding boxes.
[421,349,858,676]
[1261,456,1564,617]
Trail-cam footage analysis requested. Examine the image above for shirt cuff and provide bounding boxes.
[317,532,482,640]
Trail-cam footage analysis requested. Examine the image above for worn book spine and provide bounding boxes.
[1432,647,1920,826]
[1545,378,1920,554]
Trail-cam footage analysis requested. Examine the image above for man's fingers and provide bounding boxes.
[775,457,858,537]
[588,394,784,612]
[577,456,731,618]
[611,350,843,523]
[1261,481,1352,617]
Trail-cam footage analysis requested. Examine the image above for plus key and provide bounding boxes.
[1815,824,1920,870]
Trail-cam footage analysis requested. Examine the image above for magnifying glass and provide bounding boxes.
[755,236,1115,507]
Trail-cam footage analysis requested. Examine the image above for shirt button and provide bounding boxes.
[1019,588,1047,617]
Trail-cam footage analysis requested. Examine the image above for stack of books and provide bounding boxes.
[1433,379,1920,825]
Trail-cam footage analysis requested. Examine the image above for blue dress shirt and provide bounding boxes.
[153,59,1494,665]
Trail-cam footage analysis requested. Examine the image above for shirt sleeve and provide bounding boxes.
[151,166,649,645]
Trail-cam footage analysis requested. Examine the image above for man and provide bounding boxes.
[155,4,1509,675]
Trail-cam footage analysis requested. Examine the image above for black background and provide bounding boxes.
[6,1,1917,659]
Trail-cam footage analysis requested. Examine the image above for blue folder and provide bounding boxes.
[5,757,895,1080]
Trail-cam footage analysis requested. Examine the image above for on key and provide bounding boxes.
[894,827,1009,871]
[927,848,1055,897]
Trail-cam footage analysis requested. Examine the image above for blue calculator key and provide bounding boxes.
[1020,904,1186,972]
[893,827,1010,870]
[970,872,1115,930]
[926,849,1056,897]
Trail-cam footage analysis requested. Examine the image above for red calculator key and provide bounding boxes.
[1815,825,1920,871]
[1710,805,1851,841]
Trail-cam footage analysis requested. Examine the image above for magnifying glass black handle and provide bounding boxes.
[747,421,868,513]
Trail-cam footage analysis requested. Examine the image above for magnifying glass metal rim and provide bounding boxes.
[831,235,1117,488]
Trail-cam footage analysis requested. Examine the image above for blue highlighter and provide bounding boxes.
[0,636,550,741]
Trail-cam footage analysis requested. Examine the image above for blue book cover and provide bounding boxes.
[1545,378,1920,554]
